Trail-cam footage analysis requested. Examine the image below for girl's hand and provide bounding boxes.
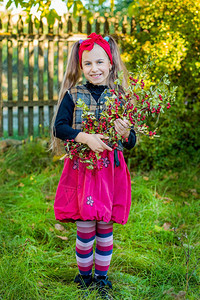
[114,119,130,139]
[75,132,112,153]
[86,134,112,153]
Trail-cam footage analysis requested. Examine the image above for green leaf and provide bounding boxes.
[128,2,140,17]
[99,0,106,5]
[67,0,74,10]
[6,0,12,9]
[86,165,94,170]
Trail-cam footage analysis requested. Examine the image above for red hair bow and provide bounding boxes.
[78,33,113,68]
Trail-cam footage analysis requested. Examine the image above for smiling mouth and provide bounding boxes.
[90,74,102,78]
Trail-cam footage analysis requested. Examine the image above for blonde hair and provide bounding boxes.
[51,35,128,153]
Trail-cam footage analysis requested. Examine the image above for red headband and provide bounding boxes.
[78,33,113,68]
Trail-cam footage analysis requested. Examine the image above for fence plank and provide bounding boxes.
[67,15,72,34]
[104,15,109,35]
[58,21,64,91]
[48,25,54,129]
[87,20,91,35]
[38,20,44,135]
[28,20,34,135]
[17,15,24,136]
[122,15,127,34]
[7,14,13,136]
[130,16,136,35]
[95,17,100,34]
[0,18,3,137]
[78,16,82,33]
[3,100,57,107]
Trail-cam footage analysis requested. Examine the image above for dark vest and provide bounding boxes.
[69,85,111,130]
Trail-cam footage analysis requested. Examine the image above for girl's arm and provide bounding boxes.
[53,92,81,140]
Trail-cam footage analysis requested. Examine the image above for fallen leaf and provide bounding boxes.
[163,222,171,231]
[9,218,17,223]
[184,201,190,206]
[56,235,68,241]
[18,182,24,187]
[170,172,179,179]
[53,155,64,162]
[180,192,188,198]
[189,189,197,193]
[162,174,168,179]
[163,196,173,204]
[179,224,185,229]
[163,197,173,201]
[163,287,174,295]
[37,281,44,286]
[192,192,199,199]
[50,173,57,177]
[143,176,149,181]
[154,225,163,232]
[55,224,65,231]
[193,176,198,181]
[7,169,15,175]
[177,291,186,299]
[154,192,163,199]
[131,172,136,177]
[45,195,55,200]
[49,227,54,232]
[46,207,51,213]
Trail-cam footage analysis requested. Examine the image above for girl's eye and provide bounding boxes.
[85,62,91,66]
[98,61,103,64]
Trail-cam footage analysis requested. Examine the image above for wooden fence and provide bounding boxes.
[0,13,137,137]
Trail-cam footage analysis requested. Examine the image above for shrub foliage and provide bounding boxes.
[122,0,200,169]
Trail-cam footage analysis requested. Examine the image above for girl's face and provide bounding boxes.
[82,44,111,85]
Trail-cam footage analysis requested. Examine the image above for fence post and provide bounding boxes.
[122,15,127,34]
[104,15,109,35]
[67,15,72,34]
[48,24,54,129]
[95,15,100,34]
[0,18,2,137]
[38,20,44,135]
[58,20,64,91]
[17,15,24,136]
[28,19,34,135]
[130,16,136,35]
[7,14,13,136]
[78,16,82,33]
[87,20,92,35]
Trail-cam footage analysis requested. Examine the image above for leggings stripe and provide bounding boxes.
[95,221,113,276]
[76,221,96,275]
[75,220,113,276]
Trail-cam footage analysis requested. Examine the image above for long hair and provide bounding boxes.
[50,41,81,153]
[107,36,128,91]
[50,35,128,153]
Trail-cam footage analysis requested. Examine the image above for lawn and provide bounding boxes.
[0,139,199,299]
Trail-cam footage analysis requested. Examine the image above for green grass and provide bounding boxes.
[0,139,199,299]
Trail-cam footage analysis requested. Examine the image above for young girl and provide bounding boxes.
[51,33,136,297]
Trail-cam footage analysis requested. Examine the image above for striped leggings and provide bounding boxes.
[76,220,113,276]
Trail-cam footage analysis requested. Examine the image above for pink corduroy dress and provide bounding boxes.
[54,149,131,225]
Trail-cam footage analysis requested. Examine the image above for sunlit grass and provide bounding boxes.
[0,140,199,299]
